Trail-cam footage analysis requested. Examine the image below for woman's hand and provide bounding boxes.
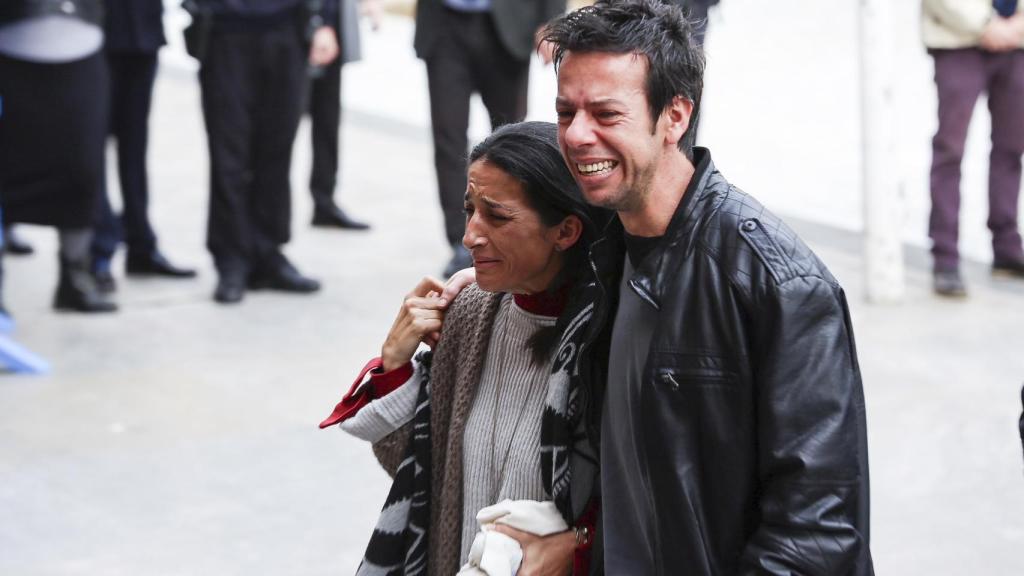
[381,277,446,371]
[491,525,575,576]
[422,267,478,348]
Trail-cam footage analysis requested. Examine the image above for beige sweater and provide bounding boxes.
[922,0,1024,49]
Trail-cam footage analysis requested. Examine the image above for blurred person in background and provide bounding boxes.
[1019,384,1024,466]
[414,0,567,277]
[185,0,340,304]
[923,0,1024,297]
[305,0,379,231]
[0,0,117,313]
[91,0,197,294]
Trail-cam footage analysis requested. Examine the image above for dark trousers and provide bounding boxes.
[309,57,342,210]
[929,48,1024,270]
[200,22,306,276]
[425,10,529,247]
[0,52,107,229]
[93,51,160,264]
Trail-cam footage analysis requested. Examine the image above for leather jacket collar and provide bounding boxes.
[589,147,716,311]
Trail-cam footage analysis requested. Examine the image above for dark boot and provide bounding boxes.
[54,255,118,313]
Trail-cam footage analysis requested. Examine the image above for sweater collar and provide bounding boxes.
[512,284,569,317]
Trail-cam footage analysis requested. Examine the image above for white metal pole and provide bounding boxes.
[859,0,905,303]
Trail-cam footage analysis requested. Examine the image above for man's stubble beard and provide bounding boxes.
[594,163,656,214]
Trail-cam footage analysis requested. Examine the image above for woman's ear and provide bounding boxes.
[554,215,584,252]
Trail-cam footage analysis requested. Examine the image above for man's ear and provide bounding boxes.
[662,96,694,147]
[554,215,584,252]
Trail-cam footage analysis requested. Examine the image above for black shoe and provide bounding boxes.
[126,251,197,278]
[311,205,370,230]
[992,256,1024,279]
[92,268,117,294]
[933,269,967,298]
[214,274,246,304]
[54,256,118,313]
[4,228,34,256]
[442,244,473,278]
[248,259,321,293]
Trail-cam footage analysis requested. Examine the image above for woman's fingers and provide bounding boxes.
[408,308,442,330]
[423,331,442,349]
[410,276,446,298]
[403,295,446,314]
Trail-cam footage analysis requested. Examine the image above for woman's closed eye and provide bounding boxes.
[465,204,512,222]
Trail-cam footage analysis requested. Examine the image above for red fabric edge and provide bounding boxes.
[318,357,413,428]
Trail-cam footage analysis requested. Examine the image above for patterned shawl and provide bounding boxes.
[355,285,599,575]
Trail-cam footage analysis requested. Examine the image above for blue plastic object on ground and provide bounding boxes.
[0,331,50,374]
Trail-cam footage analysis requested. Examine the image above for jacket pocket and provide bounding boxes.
[656,366,737,391]
[649,351,739,391]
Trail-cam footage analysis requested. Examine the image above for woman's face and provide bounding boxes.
[462,160,578,294]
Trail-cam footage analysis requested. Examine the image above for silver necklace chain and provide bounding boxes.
[488,304,545,505]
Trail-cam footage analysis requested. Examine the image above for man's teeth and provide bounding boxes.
[577,160,616,174]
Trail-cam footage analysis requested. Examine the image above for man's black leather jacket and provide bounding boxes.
[581,149,874,575]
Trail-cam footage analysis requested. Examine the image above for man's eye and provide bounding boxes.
[597,111,620,121]
[556,110,573,123]
[463,205,474,215]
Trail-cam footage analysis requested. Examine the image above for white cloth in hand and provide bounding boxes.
[456,499,569,576]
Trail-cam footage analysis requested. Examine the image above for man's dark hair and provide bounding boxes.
[544,0,706,157]
[468,121,607,364]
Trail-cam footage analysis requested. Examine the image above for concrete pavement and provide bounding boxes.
[2,4,1024,575]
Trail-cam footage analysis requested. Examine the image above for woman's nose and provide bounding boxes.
[463,213,485,249]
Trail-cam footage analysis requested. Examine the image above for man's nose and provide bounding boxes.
[563,112,596,149]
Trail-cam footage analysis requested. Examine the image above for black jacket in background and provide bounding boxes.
[581,148,874,575]
[104,0,165,53]
[413,0,566,62]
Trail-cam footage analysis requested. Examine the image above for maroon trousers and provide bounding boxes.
[929,48,1024,270]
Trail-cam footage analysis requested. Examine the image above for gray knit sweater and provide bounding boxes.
[458,295,555,562]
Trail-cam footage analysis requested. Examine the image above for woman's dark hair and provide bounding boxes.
[468,121,605,364]
[543,0,705,158]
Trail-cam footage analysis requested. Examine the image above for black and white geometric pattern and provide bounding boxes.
[357,352,434,576]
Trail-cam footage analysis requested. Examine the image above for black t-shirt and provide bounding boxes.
[601,255,660,573]
[623,232,663,271]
